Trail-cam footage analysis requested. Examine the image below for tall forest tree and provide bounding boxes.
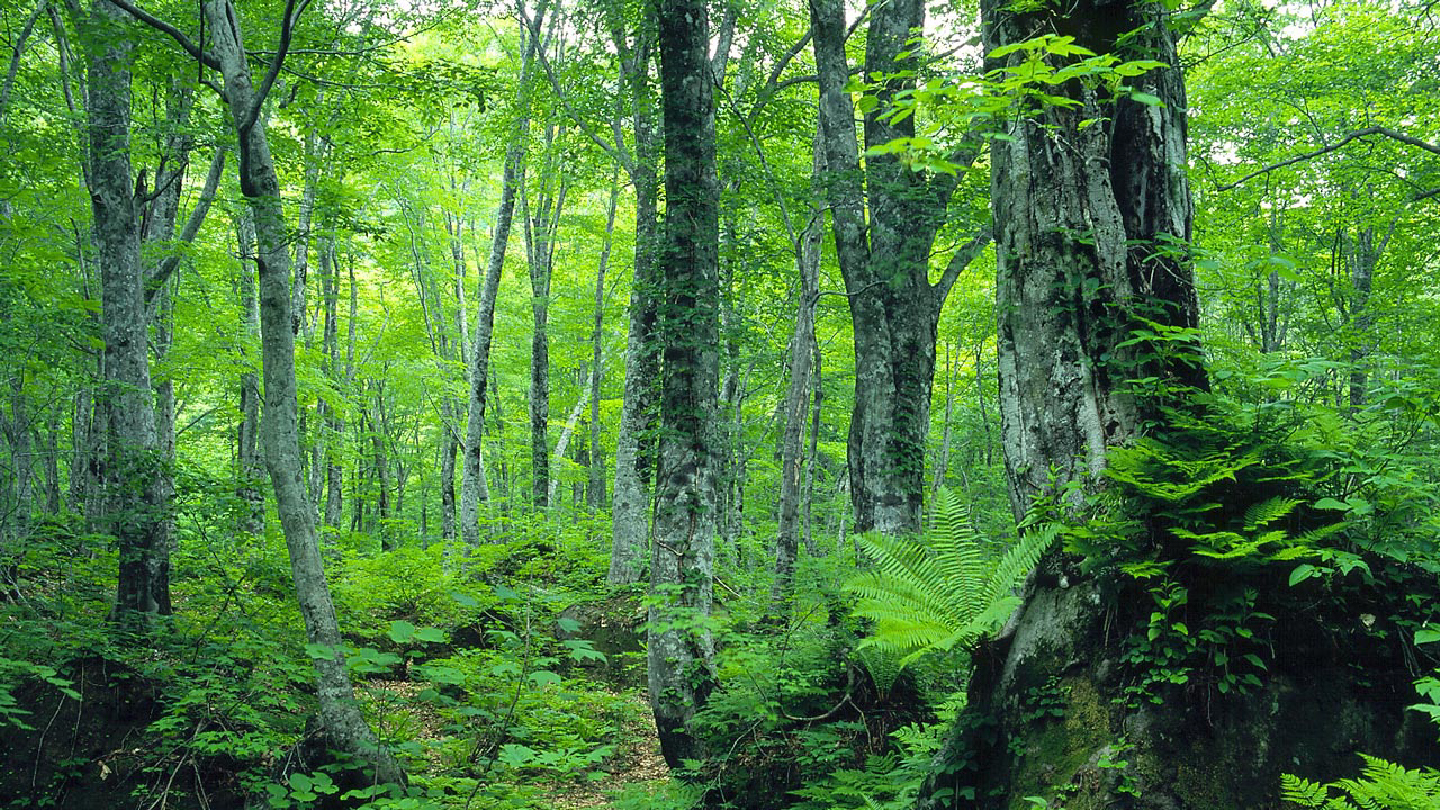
[810,0,990,536]
[112,0,405,783]
[86,0,171,623]
[925,3,1440,808]
[647,0,720,768]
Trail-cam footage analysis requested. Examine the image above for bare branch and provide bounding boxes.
[146,146,227,303]
[1217,126,1440,192]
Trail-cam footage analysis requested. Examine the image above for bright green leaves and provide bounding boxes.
[852,32,1170,175]
[387,620,447,645]
[846,488,1057,678]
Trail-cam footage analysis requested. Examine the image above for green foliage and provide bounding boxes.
[1280,757,1440,810]
[847,488,1057,673]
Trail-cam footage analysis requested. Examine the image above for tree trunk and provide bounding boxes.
[924,4,1432,808]
[87,0,170,623]
[588,174,620,510]
[522,148,565,510]
[460,0,547,542]
[235,209,265,535]
[608,28,662,586]
[201,0,403,784]
[809,0,989,536]
[648,0,720,768]
[769,130,824,615]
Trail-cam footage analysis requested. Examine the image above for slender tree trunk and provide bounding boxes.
[522,156,565,510]
[588,175,620,510]
[648,0,720,768]
[201,0,403,783]
[235,210,265,535]
[460,0,548,542]
[87,0,170,623]
[769,130,824,615]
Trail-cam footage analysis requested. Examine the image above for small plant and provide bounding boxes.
[846,487,1057,674]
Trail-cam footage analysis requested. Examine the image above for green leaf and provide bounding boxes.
[388,620,417,643]
[305,643,338,660]
[413,626,447,643]
[1288,564,1320,586]
[1416,626,1440,645]
[1129,91,1164,106]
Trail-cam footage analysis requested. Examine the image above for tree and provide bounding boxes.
[459,0,548,543]
[112,0,406,783]
[86,0,172,624]
[809,0,990,536]
[647,0,720,768]
[924,3,1439,807]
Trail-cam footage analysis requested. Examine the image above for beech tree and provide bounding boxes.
[810,0,990,536]
[647,0,720,768]
[925,3,1440,807]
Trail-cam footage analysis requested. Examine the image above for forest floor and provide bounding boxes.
[549,692,669,809]
[367,681,670,809]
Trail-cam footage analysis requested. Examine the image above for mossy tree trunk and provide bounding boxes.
[922,3,1439,808]
[648,0,721,768]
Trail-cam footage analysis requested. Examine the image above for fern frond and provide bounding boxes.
[1243,496,1302,531]
[847,491,1056,671]
[1280,773,1335,808]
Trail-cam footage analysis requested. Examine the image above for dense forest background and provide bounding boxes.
[1,0,1438,808]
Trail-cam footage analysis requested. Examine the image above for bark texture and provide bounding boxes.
[608,26,662,585]
[648,0,720,768]
[202,0,403,784]
[810,0,989,535]
[87,0,171,623]
[924,4,1437,808]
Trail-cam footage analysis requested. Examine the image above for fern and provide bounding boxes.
[846,488,1057,672]
[1282,755,1440,810]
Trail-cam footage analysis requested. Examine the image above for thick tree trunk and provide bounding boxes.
[87,0,170,623]
[608,27,662,586]
[809,0,988,536]
[648,0,721,768]
[202,0,403,784]
[923,5,1432,809]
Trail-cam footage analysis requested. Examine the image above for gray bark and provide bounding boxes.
[199,0,403,783]
[521,137,566,510]
[235,209,264,535]
[607,26,662,586]
[587,175,620,510]
[769,131,824,615]
[809,0,989,536]
[87,0,170,623]
[649,0,720,768]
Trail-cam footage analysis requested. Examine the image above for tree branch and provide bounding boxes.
[146,146,227,303]
[1217,126,1440,191]
[107,0,219,70]
[243,0,312,135]
[931,230,991,309]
